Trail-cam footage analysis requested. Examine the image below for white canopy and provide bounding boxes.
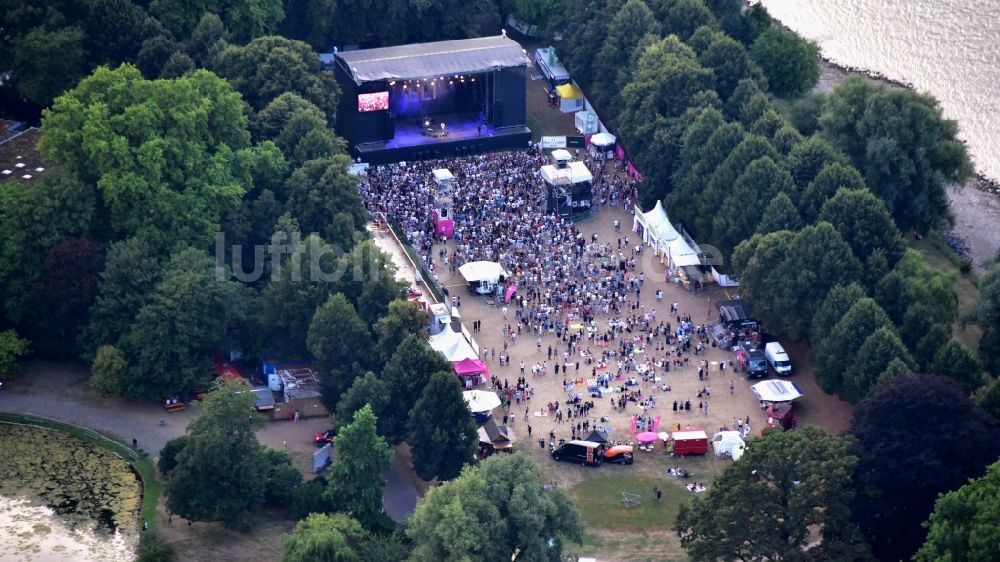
[540,161,593,186]
[551,149,572,163]
[751,380,803,403]
[590,132,617,147]
[667,237,701,267]
[463,390,502,413]
[430,327,479,361]
[712,431,746,460]
[432,168,453,184]
[458,261,508,284]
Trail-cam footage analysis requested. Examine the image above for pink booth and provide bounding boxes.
[453,357,490,387]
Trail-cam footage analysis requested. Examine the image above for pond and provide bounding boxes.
[0,423,140,561]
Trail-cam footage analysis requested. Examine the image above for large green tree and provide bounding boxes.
[323,405,393,530]
[929,340,985,394]
[814,297,893,396]
[713,156,794,256]
[307,293,371,410]
[120,248,246,399]
[800,162,868,223]
[820,76,972,232]
[165,380,269,525]
[0,330,30,381]
[755,192,803,235]
[819,188,906,266]
[284,156,367,248]
[372,299,429,366]
[40,65,254,250]
[651,0,717,42]
[842,326,914,403]
[407,453,583,562]
[676,427,871,561]
[593,0,660,110]
[214,35,338,120]
[335,372,390,434]
[976,267,1000,376]
[280,513,365,562]
[12,25,88,107]
[749,26,820,98]
[90,344,127,398]
[851,375,1000,561]
[915,459,1000,562]
[379,334,452,439]
[407,372,477,481]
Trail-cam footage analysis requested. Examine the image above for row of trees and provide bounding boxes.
[677,375,1000,562]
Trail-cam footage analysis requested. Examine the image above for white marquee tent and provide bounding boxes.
[458,261,508,284]
[590,132,616,147]
[712,431,746,460]
[429,325,478,361]
[633,202,701,267]
[751,380,803,403]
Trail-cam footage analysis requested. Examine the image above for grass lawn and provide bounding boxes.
[569,473,687,532]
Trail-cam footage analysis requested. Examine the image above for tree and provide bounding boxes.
[696,134,776,237]
[90,344,127,398]
[187,13,229,67]
[785,135,847,192]
[323,405,393,530]
[157,436,190,476]
[253,92,327,141]
[40,65,253,250]
[750,26,820,98]
[407,453,583,562]
[284,156,367,248]
[407,372,477,481]
[280,513,365,562]
[263,449,303,508]
[976,268,1000,376]
[81,0,161,66]
[929,340,985,393]
[307,293,371,410]
[820,77,972,232]
[875,250,957,327]
[22,238,104,357]
[78,237,162,360]
[697,31,762,103]
[593,0,660,110]
[916,459,1000,562]
[669,121,744,228]
[800,162,868,222]
[275,110,344,167]
[121,249,247,399]
[851,375,1000,561]
[676,427,871,561]
[335,372,390,434]
[214,35,339,120]
[137,34,182,78]
[756,192,803,235]
[819,188,906,266]
[221,0,285,43]
[12,25,87,107]
[788,92,826,136]
[165,380,269,525]
[974,378,1000,421]
[814,297,893,396]
[714,156,795,255]
[379,334,452,438]
[652,0,718,42]
[373,299,429,366]
[842,326,914,403]
[159,51,196,78]
[335,241,407,324]
[0,173,96,325]
[811,282,868,355]
[0,330,30,381]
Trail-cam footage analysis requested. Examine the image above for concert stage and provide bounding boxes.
[334,35,531,164]
[355,113,531,164]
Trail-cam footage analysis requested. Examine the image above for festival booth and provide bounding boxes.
[431,168,455,237]
[671,429,709,456]
[575,110,599,134]
[454,358,490,389]
[589,132,616,159]
[429,324,478,362]
[463,389,501,421]
[427,302,452,334]
[712,431,746,460]
[751,379,802,404]
[478,417,517,458]
[765,402,797,431]
[555,83,584,113]
[458,261,509,295]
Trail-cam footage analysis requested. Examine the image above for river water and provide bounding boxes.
[758,0,1000,184]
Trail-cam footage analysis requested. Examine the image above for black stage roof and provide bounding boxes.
[335,35,530,84]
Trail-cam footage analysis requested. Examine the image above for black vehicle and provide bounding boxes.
[740,341,768,379]
[551,440,604,466]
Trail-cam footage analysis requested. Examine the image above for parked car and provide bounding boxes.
[314,429,336,446]
[551,440,634,466]
[765,342,792,376]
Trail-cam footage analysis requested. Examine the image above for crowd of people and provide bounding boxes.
[358,148,758,488]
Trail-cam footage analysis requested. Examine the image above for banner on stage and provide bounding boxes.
[540,136,567,149]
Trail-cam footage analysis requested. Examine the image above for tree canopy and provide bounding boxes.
[850,374,1000,561]
[915,458,1000,562]
[280,513,365,562]
[407,372,477,481]
[323,405,393,530]
[307,293,371,410]
[676,427,871,561]
[749,26,820,98]
[407,453,583,562]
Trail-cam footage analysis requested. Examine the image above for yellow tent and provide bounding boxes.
[556,83,583,100]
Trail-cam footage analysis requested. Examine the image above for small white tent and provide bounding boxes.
[590,132,616,147]
[751,380,803,403]
[712,431,746,460]
[458,261,508,284]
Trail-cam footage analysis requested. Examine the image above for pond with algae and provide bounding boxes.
[0,423,140,561]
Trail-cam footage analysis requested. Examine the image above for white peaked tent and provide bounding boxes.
[590,132,617,147]
[633,202,700,267]
[463,390,502,413]
[712,431,746,460]
[751,380,803,403]
[429,325,478,361]
[458,261,508,284]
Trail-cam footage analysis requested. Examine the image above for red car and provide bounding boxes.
[314,429,336,446]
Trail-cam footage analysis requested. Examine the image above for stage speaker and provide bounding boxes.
[383,118,395,139]
[492,102,503,126]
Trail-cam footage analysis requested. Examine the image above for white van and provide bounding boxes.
[765,342,792,376]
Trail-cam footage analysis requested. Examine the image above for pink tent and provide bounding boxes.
[504,283,517,303]
[452,357,489,379]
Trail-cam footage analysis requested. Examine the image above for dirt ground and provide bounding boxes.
[415,204,855,561]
